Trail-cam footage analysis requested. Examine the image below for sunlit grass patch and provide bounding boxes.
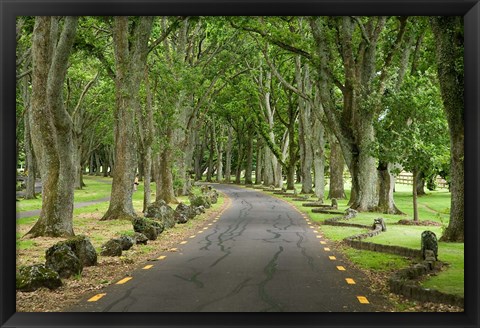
[342,247,412,272]
[368,225,443,249]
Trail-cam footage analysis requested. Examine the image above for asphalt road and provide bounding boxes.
[69,184,381,312]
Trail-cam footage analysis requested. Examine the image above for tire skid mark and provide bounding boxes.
[102,286,137,312]
[173,270,204,289]
[258,246,284,312]
[186,256,203,263]
[199,228,219,251]
[193,278,252,312]
[262,229,282,242]
[209,250,232,268]
[295,232,316,272]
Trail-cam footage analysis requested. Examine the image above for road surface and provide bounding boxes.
[69,184,382,312]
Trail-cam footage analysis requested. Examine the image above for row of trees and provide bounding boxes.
[16,16,464,242]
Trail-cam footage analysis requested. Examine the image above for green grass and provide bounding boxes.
[16,233,35,250]
[17,176,114,212]
[368,225,444,249]
[421,242,464,296]
[342,247,412,272]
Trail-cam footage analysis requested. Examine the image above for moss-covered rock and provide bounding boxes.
[145,200,175,229]
[189,195,211,208]
[100,239,122,257]
[113,235,134,251]
[175,202,196,220]
[16,264,62,292]
[59,235,97,267]
[133,232,148,245]
[45,244,83,279]
[132,217,165,240]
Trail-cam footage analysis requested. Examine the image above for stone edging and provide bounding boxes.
[321,212,463,308]
[388,263,464,308]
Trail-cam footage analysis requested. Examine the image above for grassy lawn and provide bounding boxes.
[17,176,114,212]
[267,180,464,299]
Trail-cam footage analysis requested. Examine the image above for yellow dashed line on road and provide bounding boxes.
[316,235,322,239]
[320,241,327,244]
[189,235,196,238]
[170,248,178,251]
[346,278,356,284]
[143,265,153,270]
[198,230,204,233]
[87,293,106,302]
[116,277,132,285]
[208,223,213,226]
[329,256,336,260]
[157,255,166,260]
[180,241,188,245]
[313,230,318,233]
[324,247,331,251]
[336,266,346,271]
[357,296,369,304]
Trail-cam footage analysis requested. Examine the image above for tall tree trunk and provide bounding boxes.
[377,161,404,214]
[142,148,152,212]
[194,129,204,181]
[215,126,224,182]
[23,104,37,199]
[298,111,313,194]
[136,69,155,212]
[286,123,296,190]
[244,131,254,185]
[206,124,215,182]
[27,16,78,237]
[255,136,263,185]
[235,135,245,184]
[89,153,94,175]
[328,136,346,199]
[312,116,325,201]
[296,57,313,194]
[430,16,464,242]
[94,152,102,176]
[156,128,178,204]
[102,16,154,220]
[412,168,419,222]
[416,171,426,196]
[224,126,233,183]
[263,146,275,186]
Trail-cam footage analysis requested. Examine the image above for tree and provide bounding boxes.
[430,16,464,242]
[378,71,449,221]
[27,16,79,237]
[101,16,154,221]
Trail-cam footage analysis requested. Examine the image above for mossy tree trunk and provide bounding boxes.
[244,129,254,185]
[328,136,346,200]
[430,16,464,242]
[224,126,233,183]
[101,16,154,220]
[27,16,79,237]
[377,161,404,214]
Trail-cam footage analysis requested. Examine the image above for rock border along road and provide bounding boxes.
[69,184,382,312]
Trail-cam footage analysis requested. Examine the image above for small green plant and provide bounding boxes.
[74,271,82,281]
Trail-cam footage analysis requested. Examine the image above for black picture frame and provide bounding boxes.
[1,1,478,327]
